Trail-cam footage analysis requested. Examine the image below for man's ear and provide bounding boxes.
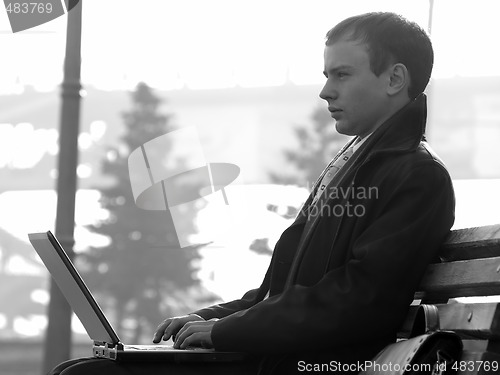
[387,63,409,97]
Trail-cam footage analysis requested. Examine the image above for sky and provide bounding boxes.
[1,0,500,338]
[1,0,500,93]
[2,0,500,248]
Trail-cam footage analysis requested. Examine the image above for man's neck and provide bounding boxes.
[359,95,412,139]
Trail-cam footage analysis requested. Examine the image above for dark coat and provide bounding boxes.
[193,94,455,370]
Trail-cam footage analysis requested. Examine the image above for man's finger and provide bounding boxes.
[152,319,172,343]
[178,331,206,349]
[153,315,206,344]
[173,321,214,349]
[163,320,181,341]
[173,321,197,348]
[173,322,191,345]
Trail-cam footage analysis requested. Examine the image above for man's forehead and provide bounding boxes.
[323,39,369,67]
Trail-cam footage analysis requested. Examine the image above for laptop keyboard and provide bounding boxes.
[125,345,175,351]
[125,345,207,351]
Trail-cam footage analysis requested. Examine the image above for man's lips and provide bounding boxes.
[328,107,342,118]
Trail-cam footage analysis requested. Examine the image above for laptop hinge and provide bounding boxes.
[93,341,124,360]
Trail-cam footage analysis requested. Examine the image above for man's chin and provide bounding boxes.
[335,121,355,136]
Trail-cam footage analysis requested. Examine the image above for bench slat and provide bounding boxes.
[440,303,500,339]
[399,303,500,340]
[415,256,500,300]
[440,224,500,262]
[396,224,500,369]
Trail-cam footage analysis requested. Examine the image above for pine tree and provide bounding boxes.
[270,105,349,188]
[82,83,205,343]
[251,106,349,256]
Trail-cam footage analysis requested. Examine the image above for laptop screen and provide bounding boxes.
[29,231,120,345]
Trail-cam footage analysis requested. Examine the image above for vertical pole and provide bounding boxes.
[42,1,83,373]
[428,0,435,36]
[426,0,435,139]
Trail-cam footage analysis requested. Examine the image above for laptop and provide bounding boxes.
[28,230,247,362]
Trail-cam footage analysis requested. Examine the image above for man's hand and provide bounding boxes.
[152,314,205,344]
[173,319,218,349]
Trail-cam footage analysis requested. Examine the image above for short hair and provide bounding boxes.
[325,12,433,99]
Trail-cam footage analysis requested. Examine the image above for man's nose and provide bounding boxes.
[319,80,336,101]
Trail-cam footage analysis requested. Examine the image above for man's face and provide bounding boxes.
[319,39,392,138]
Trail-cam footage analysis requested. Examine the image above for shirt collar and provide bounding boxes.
[353,132,373,153]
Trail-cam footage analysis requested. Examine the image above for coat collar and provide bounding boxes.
[285,94,429,287]
[361,93,427,158]
[292,93,428,228]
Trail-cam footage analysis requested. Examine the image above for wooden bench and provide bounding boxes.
[399,224,500,375]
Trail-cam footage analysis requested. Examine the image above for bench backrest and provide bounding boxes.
[419,223,500,301]
[399,224,500,372]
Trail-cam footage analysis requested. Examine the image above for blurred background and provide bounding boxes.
[1,0,500,374]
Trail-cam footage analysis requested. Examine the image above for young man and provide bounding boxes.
[50,11,454,375]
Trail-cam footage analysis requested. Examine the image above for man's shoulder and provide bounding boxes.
[362,141,452,185]
[367,140,447,169]
[414,141,449,171]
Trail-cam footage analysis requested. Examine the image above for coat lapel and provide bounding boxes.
[284,94,428,287]
[289,136,358,229]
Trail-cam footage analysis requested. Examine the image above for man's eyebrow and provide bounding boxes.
[323,65,354,77]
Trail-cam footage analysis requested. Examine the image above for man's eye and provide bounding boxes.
[337,72,348,78]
